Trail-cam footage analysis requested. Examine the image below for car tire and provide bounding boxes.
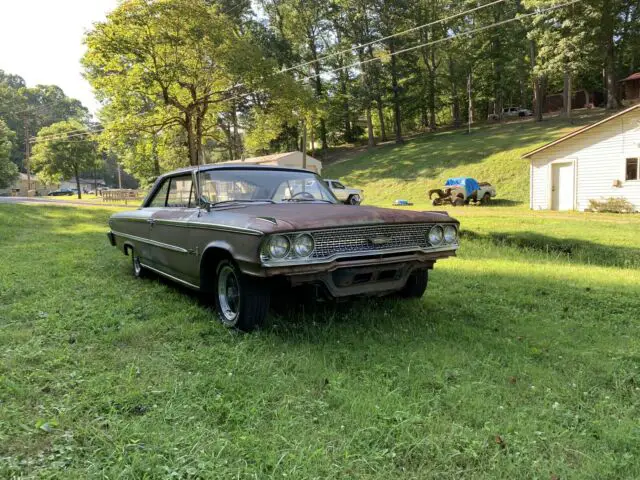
[215,259,270,332]
[399,269,429,298]
[452,197,465,207]
[348,195,360,205]
[131,249,147,278]
[481,193,491,204]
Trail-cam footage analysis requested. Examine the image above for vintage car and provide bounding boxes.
[107,165,460,331]
[429,177,496,206]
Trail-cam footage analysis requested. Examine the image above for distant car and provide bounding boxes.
[47,189,74,196]
[429,177,497,206]
[324,179,364,205]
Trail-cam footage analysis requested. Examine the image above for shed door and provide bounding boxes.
[551,162,575,210]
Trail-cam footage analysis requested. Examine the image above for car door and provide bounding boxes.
[147,173,201,286]
[331,181,347,201]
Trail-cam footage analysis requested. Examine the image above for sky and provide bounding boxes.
[0,0,119,115]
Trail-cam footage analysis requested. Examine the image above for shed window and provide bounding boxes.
[626,158,639,181]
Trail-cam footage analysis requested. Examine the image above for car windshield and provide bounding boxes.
[199,168,338,205]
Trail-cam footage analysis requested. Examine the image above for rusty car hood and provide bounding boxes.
[198,204,458,233]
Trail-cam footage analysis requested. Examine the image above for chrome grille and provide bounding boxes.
[310,223,434,259]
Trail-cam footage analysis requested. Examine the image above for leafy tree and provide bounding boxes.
[84,0,301,167]
[0,119,18,189]
[31,121,99,199]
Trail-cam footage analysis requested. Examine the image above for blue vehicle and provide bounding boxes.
[429,177,496,206]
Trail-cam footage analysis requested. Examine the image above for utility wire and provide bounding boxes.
[30,0,509,144]
[31,0,578,146]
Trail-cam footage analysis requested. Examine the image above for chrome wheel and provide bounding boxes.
[217,265,240,323]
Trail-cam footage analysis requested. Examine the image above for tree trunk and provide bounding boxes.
[75,165,81,199]
[366,107,375,149]
[563,68,572,118]
[376,98,386,142]
[309,37,328,150]
[389,40,403,144]
[449,57,461,128]
[428,48,437,131]
[602,1,620,109]
[186,114,198,166]
[152,134,160,175]
[530,40,544,122]
[231,103,240,160]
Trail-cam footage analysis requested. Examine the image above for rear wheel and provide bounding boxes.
[452,196,465,207]
[481,192,492,204]
[348,194,361,205]
[215,259,270,332]
[399,269,429,298]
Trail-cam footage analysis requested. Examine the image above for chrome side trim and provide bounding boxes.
[111,230,189,254]
[154,219,264,236]
[116,217,150,224]
[140,262,200,290]
[261,245,458,268]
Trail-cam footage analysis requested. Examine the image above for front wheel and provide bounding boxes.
[399,269,429,298]
[348,194,361,205]
[131,249,147,278]
[216,259,270,332]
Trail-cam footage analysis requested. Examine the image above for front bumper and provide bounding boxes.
[256,249,456,298]
[107,231,116,247]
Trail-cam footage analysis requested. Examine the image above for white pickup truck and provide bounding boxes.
[324,179,364,205]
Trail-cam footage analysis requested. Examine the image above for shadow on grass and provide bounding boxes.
[462,230,640,269]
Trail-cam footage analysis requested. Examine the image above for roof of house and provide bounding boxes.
[228,151,320,164]
[621,72,640,82]
[522,104,640,159]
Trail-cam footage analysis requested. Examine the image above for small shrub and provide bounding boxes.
[587,197,635,214]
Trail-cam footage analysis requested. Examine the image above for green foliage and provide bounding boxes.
[31,121,100,198]
[0,118,18,189]
[1,203,640,477]
[587,197,636,214]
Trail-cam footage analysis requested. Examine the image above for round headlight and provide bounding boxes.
[443,225,458,244]
[428,225,444,246]
[293,234,314,257]
[268,235,290,258]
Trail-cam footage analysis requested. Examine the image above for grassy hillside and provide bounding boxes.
[324,111,607,208]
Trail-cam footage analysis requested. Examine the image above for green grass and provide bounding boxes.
[324,110,609,208]
[2,203,640,479]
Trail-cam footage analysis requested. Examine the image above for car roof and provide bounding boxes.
[158,163,316,179]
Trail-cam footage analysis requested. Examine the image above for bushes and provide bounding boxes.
[587,197,636,214]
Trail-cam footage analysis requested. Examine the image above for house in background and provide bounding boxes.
[59,178,107,192]
[523,104,640,211]
[620,72,640,101]
[0,173,52,196]
[219,151,323,175]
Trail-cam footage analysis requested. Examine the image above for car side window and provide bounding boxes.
[148,179,170,207]
[333,181,346,189]
[166,175,195,208]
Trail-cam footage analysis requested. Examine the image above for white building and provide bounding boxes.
[523,104,640,211]
[219,151,323,175]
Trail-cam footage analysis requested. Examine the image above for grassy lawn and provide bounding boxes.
[324,110,609,207]
[2,202,639,479]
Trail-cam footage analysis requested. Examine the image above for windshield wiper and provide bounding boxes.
[210,199,276,208]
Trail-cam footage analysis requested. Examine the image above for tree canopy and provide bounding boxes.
[0,119,18,189]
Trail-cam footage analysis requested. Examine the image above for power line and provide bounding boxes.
[301,0,581,83]
[31,0,578,146]
[277,0,508,76]
[29,1,514,144]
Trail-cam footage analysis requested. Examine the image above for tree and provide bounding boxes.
[84,0,300,168]
[31,121,99,199]
[0,119,18,189]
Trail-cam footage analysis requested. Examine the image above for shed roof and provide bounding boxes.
[621,72,640,82]
[522,104,640,159]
